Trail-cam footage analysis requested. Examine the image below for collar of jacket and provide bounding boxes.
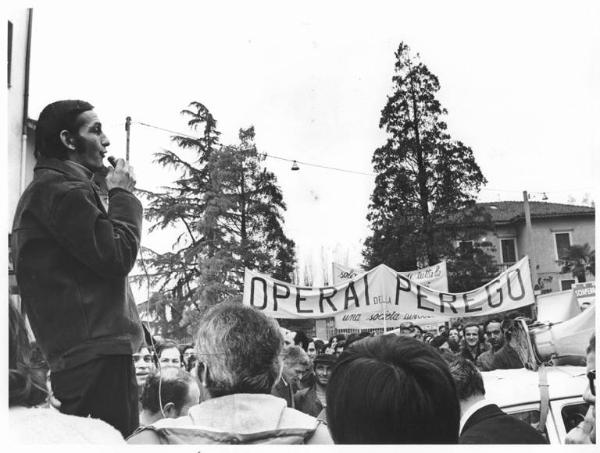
[35,157,95,181]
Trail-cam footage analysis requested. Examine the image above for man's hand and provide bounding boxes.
[565,407,595,444]
[106,158,136,192]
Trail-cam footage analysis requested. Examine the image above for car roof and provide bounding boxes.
[481,366,587,409]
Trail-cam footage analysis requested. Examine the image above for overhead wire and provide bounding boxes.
[129,119,593,198]
[132,120,375,176]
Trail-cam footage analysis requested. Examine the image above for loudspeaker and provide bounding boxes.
[511,304,595,370]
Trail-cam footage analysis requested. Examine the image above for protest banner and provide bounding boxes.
[243,257,535,328]
[332,261,448,291]
[331,261,449,329]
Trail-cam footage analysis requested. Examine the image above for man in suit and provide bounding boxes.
[448,357,547,444]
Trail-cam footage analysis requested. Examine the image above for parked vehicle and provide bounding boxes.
[481,365,589,444]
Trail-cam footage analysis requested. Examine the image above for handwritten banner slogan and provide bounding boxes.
[332,261,449,292]
[243,257,535,328]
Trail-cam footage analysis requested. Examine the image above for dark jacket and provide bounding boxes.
[490,343,524,370]
[11,158,144,372]
[272,378,295,408]
[294,384,323,418]
[460,403,547,444]
[460,342,488,363]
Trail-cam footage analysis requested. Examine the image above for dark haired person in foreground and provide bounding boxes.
[448,357,546,444]
[128,303,332,444]
[326,335,460,444]
[11,100,143,437]
[9,303,124,444]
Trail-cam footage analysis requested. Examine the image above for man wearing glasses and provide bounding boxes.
[476,319,523,371]
[566,333,596,444]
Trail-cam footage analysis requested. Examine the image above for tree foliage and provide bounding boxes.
[446,241,498,292]
[560,243,595,282]
[135,102,296,338]
[364,41,491,282]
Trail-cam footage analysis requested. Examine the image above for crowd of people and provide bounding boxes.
[10,299,596,445]
[8,99,596,445]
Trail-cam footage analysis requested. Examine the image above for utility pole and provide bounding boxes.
[125,116,131,161]
[523,191,540,318]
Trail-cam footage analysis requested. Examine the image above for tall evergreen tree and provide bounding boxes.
[136,102,295,337]
[364,42,488,274]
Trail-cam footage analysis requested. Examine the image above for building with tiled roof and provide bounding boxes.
[470,201,594,293]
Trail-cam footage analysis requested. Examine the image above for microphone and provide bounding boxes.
[107,156,117,167]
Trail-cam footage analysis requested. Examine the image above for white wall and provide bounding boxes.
[7,8,35,231]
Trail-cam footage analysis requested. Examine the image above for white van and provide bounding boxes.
[481,366,589,444]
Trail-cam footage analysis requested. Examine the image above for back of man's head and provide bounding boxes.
[35,100,94,160]
[447,357,486,402]
[326,335,459,444]
[196,302,282,398]
[140,368,199,418]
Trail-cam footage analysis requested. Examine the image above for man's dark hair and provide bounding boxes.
[447,357,486,401]
[313,353,337,368]
[483,318,503,331]
[140,368,198,415]
[35,100,94,160]
[326,335,459,444]
[293,330,311,351]
[313,339,325,354]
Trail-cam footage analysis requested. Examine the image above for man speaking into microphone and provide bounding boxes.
[11,100,144,438]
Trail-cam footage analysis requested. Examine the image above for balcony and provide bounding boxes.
[497,262,515,273]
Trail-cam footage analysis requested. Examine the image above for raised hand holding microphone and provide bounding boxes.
[106,156,136,192]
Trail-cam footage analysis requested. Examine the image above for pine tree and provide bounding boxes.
[136,102,295,337]
[364,42,489,274]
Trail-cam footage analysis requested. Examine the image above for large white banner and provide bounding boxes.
[331,261,448,328]
[332,261,449,291]
[243,257,535,328]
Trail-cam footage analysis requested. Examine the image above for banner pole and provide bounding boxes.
[383,302,387,333]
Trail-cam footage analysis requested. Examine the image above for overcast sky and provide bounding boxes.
[19,0,600,288]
